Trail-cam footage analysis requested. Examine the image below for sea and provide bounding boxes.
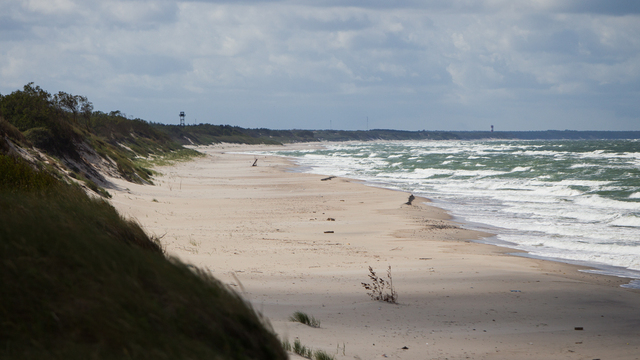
[252,139,640,288]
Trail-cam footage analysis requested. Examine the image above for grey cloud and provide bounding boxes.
[108,54,190,76]
[97,1,180,30]
[208,0,640,14]
[168,0,640,15]
[0,0,638,131]
[288,15,372,33]
[555,0,640,15]
[515,29,581,55]
[0,16,30,41]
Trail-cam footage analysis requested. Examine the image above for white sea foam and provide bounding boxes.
[621,280,640,289]
[570,163,597,169]
[266,139,640,284]
[609,215,640,228]
[575,195,639,211]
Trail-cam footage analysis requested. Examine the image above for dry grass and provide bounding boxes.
[361,265,398,304]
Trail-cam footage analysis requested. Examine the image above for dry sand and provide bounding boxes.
[107,144,640,360]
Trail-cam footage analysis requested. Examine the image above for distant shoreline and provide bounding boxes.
[160,123,640,145]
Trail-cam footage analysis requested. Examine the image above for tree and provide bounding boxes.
[80,100,93,131]
[52,91,94,131]
[0,83,55,131]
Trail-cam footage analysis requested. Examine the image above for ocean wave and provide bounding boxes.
[269,139,640,283]
[574,195,640,211]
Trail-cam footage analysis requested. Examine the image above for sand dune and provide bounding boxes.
[108,144,640,360]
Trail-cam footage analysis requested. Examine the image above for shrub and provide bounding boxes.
[0,117,28,145]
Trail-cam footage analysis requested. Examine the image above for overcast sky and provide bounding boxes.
[1,0,639,131]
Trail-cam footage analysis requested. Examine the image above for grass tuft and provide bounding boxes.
[281,339,292,352]
[293,339,313,359]
[281,339,335,360]
[314,349,335,360]
[361,265,398,304]
[289,311,321,328]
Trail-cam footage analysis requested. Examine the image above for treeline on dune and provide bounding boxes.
[0,86,288,358]
[160,122,640,144]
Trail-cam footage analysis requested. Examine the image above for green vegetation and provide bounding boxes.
[293,339,313,359]
[156,123,283,146]
[0,83,205,192]
[289,311,321,328]
[69,169,112,198]
[155,125,640,145]
[87,110,208,183]
[0,153,61,194]
[0,84,82,157]
[0,117,29,146]
[281,339,335,360]
[134,147,204,169]
[314,349,336,360]
[0,153,286,359]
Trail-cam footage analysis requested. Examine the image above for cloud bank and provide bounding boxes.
[1,0,639,130]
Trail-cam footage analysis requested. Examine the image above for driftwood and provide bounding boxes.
[405,194,415,205]
[252,159,258,166]
[321,176,336,181]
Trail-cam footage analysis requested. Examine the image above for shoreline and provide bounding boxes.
[107,144,640,359]
[242,143,640,289]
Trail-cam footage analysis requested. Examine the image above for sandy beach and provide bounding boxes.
[107,144,640,360]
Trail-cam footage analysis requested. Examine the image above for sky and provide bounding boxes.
[1,0,640,131]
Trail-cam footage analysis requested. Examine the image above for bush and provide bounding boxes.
[0,117,28,145]
[23,127,56,151]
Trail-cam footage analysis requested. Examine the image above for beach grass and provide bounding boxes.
[314,349,335,360]
[289,311,321,328]
[293,339,313,359]
[0,154,286,359]
[282,339,335,360]
[134,147,205,169]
